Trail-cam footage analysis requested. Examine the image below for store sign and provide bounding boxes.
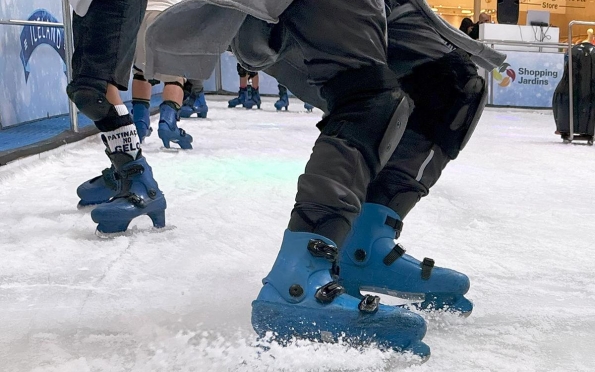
[491,51,564,108]
[520,0,567,14]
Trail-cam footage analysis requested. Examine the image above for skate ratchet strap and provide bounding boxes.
[308,239,339,262]
[100,168,118,189]
[358,294,380,314]
[120,164,144,178]
[385,216,403,233]
[421,258,435,280]
[383,243,406,266]
[315,281,345,303]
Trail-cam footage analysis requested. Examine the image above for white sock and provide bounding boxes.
[114,104,129,116]
[101,124,141,159]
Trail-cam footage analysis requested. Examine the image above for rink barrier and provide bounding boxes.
[481,39,568,109]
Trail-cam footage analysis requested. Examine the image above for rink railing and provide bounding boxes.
[567,21,595,141]
[0,0,78,132]
[481,39,568,109]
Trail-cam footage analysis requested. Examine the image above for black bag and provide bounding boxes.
[552,42,595,143]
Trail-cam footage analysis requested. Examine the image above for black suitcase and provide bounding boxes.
[552,42,595,145]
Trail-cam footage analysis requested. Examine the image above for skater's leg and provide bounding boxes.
[68,0,166,232]
[340,8,487,313]
[243,71,261,109]
[228,64,249,107]
[252,0,429,357]
[130,10,163,143]
[157,79,194,149]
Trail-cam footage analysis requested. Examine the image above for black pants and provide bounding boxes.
[70,0,147,91]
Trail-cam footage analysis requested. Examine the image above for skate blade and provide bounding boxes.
[159,146,182,153]
[361,287,473,317]
[95,224,176,239]
[77,203,100,211]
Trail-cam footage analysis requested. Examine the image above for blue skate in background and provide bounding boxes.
[228,87,248,108]
[157,103,193,150]
[274,85,289,111]
[252,230,430,358]
[132,101,152,143]
[243,86,261,109]
[180,91,208,118]
[340,203,473,315]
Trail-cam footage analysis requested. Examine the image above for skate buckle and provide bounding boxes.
[358,294,380,313]
[100,168,119,189]
[121,164,144,178]
[127,193,146,208]
[383,243,406,266]
[384,216,403,238]
[315,281,345,304]
[421,258,435,280]
[307,239,338,262]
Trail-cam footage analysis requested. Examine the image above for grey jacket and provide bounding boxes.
[145,0,505,107]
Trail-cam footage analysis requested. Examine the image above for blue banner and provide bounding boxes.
[19,9,66,82]
[491,51,565,108]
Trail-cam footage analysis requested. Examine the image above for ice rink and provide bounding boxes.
[1,96,594,371]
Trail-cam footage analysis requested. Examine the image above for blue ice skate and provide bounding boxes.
[157,103,193,150]
[132,101,152,143]
[274,87,289,111]
[252,230,430,358]
[180,91,208,118]
[243,87,261,109]
[304,103,314,112]
[340,203,473,315]
[91,152,166,234]
[228,87,248,108]
[76,165,119,207]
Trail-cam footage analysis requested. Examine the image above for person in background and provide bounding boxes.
[459,17,474,36]
[468,12,491,40]
[131,0,194,150]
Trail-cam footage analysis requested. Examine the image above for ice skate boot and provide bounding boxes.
[157,102,193,150]
[252,230,430,358]
[228,87,248,108]
[91,150,166,234]
[180,90,208,118]
[76,161,119,207]
[340,203,473,315]
[274,86,289,111]
[132,101,152,143]
[243,87,261,109]
[304,103,314,112]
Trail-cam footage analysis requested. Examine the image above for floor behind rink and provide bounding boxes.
[0,96,594,372]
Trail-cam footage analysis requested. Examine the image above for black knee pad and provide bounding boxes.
[236,63,257,78]
[66,77,131,131]
[67,77,112,122]
[318,66,411,176]
[401,49,486,159]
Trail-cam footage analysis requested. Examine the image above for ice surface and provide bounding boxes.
[0,96,594,371]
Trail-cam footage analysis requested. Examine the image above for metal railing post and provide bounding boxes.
[61,0,79,133]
